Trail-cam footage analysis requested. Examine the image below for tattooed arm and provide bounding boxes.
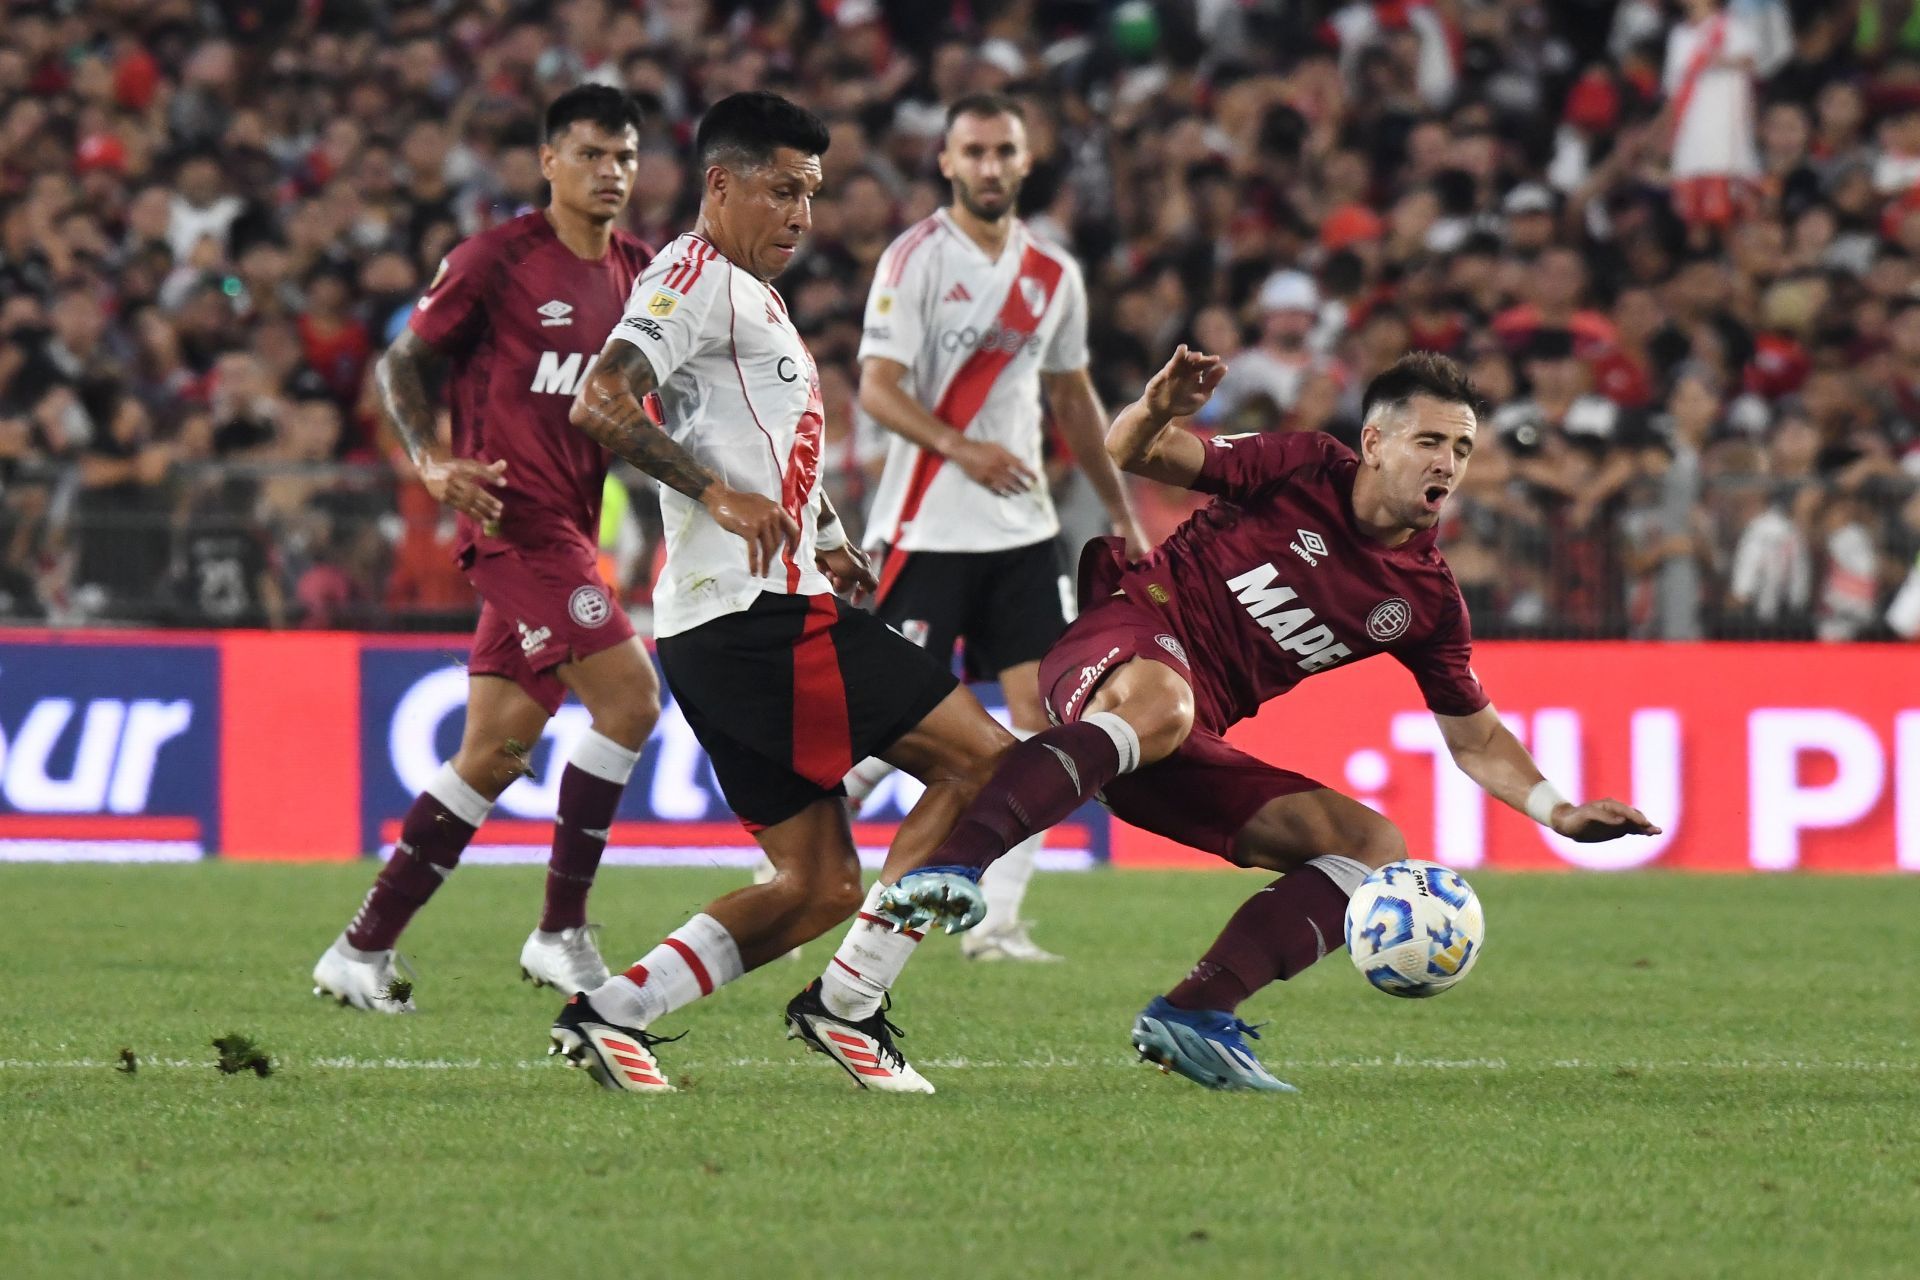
[376,329,505,522]
[571,341,799,576]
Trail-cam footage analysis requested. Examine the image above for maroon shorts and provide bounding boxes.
[466,538,635,715]
[1039,595,1323,861]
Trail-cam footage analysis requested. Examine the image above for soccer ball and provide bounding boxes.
[1344,860,1485,998]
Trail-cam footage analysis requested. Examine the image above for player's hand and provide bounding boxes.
[704,485,800,577]
[420,454,508,523]
[1118,517,1152,562]
[816,543,877,602]
[951,437,1038,497]
[1550,799,1663,843]
[1143,344,1227,423]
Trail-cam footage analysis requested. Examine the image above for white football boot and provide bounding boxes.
[519,924,611,991]
[312,935,416,1013]
[784,978,934,1093]
[549,991,676,1093]
[960,919,1063,963]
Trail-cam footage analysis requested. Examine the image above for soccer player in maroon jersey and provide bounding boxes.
[821,348,1661,1090]
[312,86,662,1013]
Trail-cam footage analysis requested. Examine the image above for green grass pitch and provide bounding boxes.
[2,864,1916,1279]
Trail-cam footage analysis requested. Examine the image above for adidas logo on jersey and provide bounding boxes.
[1289,528,1327,567]
[943,282,973,304]
[537,299,574,327]
[1225,562,1354,675]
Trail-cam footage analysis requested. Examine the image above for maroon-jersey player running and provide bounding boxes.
[817,349,1661,1091]
[313,87,660,1013]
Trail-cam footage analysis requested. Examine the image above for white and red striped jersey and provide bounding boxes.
[607,232,832,638]
[858,210,1089,555]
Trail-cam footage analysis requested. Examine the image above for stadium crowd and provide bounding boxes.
[3,0,1919,639]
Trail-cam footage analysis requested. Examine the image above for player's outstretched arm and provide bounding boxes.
[571,342,798,576]
[1105,345,1226,490]
[1436,705,1663,843]
[377,330,506,523]
[1044,368,1149,558]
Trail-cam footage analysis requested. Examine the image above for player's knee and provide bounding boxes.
[814,874,865,924]
[451,743,527,797]
[1128,689,1195,762]
[1348,817,1407,869]
[591,693,659,751]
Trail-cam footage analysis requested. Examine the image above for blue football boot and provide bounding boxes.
[1130,995,1297,1093]
[872,866,988,934]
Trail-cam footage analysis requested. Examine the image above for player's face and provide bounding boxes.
[712,147,823,280]
[1362,396,1477,532]
[540,121,641,223]
[940,111,1029,223]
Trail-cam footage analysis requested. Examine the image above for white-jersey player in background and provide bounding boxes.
[848,93,1146,961]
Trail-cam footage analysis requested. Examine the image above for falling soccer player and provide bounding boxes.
[814,347,1661,1091]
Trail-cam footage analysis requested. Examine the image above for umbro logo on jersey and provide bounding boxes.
[1289,528,1327,567]
[943,282,973,304]
[537,300,574,327]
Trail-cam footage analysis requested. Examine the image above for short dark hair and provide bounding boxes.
[1360,352,1484,426]
[696,91,831,170]
[945,93,1026,135]
[544,84,644,143]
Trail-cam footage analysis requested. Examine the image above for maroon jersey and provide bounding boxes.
[1087,430,1489,732]
[408,211,653,556]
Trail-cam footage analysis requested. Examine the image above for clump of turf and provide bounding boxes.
[212,1034,273,1077]
[115,1048,138,1076]
[384,976,414,1004]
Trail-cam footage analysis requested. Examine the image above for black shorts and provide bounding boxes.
[875,538,1072,680]
[656,592,959,832]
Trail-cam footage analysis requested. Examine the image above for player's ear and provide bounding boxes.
[537,143,556,182]
[705,164,729,205]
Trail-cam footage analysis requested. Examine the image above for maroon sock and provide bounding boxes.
[1167,866,1351,1014]
[540,763,625,931]
[345,792,477,950]
[936,721,1124,871]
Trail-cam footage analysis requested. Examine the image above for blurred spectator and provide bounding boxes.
[0,0,1913,638]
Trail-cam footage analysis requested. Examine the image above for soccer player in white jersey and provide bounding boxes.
[545,92,1020,1095]
[841,94,1147,962]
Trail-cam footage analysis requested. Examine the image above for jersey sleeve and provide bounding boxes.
[857,232,933,368]
[1395,591,1490,717]
[407,236,493,356]
[606,249,725,385]
[1189,428,1341,501]
[1040,259,1090,374]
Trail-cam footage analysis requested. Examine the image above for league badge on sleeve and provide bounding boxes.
[647,288,682,318]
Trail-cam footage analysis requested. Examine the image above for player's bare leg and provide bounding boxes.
[315,676,550,1012]
[521,639,661,992]
[962,658,1062,961]
[786,685,1012,1089]
[1133,788,1404,1092]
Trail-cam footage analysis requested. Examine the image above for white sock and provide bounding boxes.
[567,727,641,784]
[426,761,494,828]
[978,831,1042,934]
[588,913,743,1028]
[843,755,895,806]
[819,881,923,1021]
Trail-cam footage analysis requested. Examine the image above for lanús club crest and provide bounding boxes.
[1366,597,1412,643]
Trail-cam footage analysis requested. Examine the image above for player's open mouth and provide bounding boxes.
[1422,484,1449,509]
[773,244,797,257]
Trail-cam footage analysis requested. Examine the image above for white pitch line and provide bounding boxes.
[2,1056,1915,1073]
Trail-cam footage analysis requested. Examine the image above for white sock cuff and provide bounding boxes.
[1081,711,1141,775]
[678,913,744,985]
[569,728,641,785]
[425,762,493,828]
[858,879,889,914]
[1306,854,1372,896]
